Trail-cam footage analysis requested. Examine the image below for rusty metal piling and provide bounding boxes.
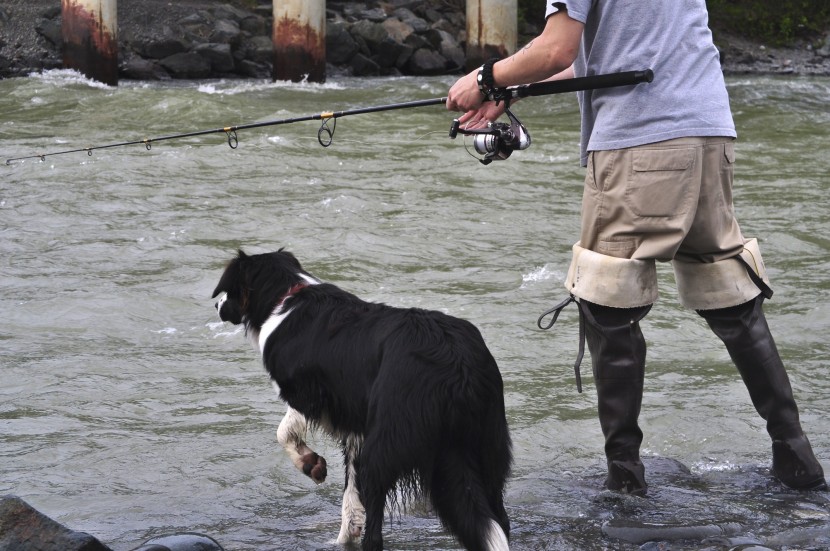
[465,0,517,70]
[273,0,326,83]
[61,0,118,86]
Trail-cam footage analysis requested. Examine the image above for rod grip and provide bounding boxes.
[513,69,653,99]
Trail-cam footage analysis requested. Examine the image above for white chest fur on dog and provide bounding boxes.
[213,249,512,551]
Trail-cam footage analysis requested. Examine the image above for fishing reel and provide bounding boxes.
[448,105,531,165]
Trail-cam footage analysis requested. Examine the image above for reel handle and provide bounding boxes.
[449,119,460,139]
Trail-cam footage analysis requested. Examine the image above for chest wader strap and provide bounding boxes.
[537,295,586,393]
[735,255,774,300]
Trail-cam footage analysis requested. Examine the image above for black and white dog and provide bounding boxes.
[212,249,512,551]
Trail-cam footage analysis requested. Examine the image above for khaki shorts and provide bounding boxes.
[565,137,769,309]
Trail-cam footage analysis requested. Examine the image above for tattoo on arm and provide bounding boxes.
[506,39,534,62]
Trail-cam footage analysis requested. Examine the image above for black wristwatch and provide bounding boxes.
[477,58,499,96]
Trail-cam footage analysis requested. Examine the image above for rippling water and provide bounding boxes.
[1,71,829,550]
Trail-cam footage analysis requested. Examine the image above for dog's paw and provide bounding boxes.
[347,512,364,540]
[301,452,327,483]
[336,517,364,544]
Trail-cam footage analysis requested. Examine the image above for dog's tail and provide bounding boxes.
[484,519,510,551]
[428,375,512,550]
[429,444,511,551]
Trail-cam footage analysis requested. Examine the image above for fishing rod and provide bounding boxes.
[4,69,653,166]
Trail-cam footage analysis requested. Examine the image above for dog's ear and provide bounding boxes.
[277,248,304,271]
[212,256,241,298]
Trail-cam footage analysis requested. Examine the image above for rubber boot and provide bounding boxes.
[698,296,827,490]
[580,300,652,496]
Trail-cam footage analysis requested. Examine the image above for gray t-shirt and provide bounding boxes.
[546,0,736,166]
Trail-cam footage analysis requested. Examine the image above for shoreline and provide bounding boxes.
[2,1,830,81]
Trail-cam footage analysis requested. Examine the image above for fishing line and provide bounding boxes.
[4,70,653,166]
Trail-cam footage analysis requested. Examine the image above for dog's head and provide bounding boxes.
[212,249,313,331]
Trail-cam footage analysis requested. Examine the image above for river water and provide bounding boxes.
[1,71,829,550]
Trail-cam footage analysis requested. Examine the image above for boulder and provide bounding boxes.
[212,3,251,23]
[0,495,111,551]
[236,58,270,78]
[423,28,464,70]
[382,18,415,43]
[326,20,359,65]
[35,18,62,47]
[350,52,380,76]
[134,37,189,60]
[120,56,169,80]
[130,533,225,551]
[193,43,235,73]
[405,47,447,75]
[392,8,429,33]
[244,35,273,64]
[159,52,212,79]
[349,19,389,53]
[210,19,241,46]
[239,14,267,36]
[373,37,411,69]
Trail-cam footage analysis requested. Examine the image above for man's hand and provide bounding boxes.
[454,101,508,130]
[446,68,483,114]
[446,10,583,116]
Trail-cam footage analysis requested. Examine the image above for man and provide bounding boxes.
[446,1,826,495]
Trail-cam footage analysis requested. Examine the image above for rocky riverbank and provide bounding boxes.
[0,0,471,80]
[2,0,830,81]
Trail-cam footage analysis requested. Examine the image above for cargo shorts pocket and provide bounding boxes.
[626,148,696,217]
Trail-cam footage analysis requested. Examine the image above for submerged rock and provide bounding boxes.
[602,518,742,545]
[131,533,225,551]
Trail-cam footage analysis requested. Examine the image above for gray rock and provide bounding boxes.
[0,495,111,551]
[238,14,267,36]
[244,35,273,64]
[350,52,380,76]
[35,18,61,47]
[423,28,464,69]
[382,18,415,43]
[159,52,212,78]
[349,19,389,53]
[418,6,443,24]
[42,6,61,20]
[364,36,409,70]
[135,37,189,60]
[406,47,447,75]
[210,19,241,45]
[212,3,250,23]
[193,43,235,73]
[130,533,225,551]
[121,56,169,80]
[326,21,359,65]
[384,0,423,9]
[236,58,270,78]
[360,7,388,23]
[602,518,742,545]
[404,32,431,51]
[178,13,207,26]
[393,9,429,34]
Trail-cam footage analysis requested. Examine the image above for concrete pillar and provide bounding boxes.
[272,0,326,83]
[61,0,118,86]
[465,0,517,70]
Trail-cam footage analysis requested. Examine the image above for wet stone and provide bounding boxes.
[0,495,111,551]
